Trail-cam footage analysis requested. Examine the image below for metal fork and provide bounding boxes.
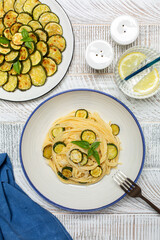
[113,171,160,214]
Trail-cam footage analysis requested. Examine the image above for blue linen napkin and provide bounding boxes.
[0,153,72,240]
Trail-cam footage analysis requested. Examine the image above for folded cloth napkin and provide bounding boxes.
[0,153,72,240]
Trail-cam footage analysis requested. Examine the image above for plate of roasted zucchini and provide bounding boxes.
[0,0,74,101]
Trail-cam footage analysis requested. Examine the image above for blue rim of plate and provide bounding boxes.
[19,89,146,212]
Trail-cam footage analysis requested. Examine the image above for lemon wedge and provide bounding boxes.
[118,52,146,79]
[133,68,159,95]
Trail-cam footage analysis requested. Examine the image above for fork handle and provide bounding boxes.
[140,195,160,214]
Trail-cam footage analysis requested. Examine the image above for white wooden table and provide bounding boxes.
[0,0,160,239]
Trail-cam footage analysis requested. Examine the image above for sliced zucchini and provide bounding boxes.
[52,127,65,138]
[35,29,48,41]
[28,20,42,31]
[30,50,42,66]
[0,1,5,18]
[12,33,23,46]
[33,4,50,20]
[0,18,5,35]
[0,46,11,55]
[42,57,57,77]
[62,167,72,179]
[111,124,120,136]
[23,0,40,14]
[5,51,19,63]
[3,10,18,28]
[80,153,88,166]
[10,41,21,50]
[3,28,12,40]
[3,75,17,92]
[43,144,52,159]
[57,171,68,180]
[14,0,27,13]
[75,109,88,119]
[0,54,4,65]
[0,61,12,71]
[0,42,10,48]
[53,141,66,154]
[0,71,8,86]
[90,166,102,178]
[36,41,48,57]
[18,25,33,33]
[48,46,62,65]
[48,35,66,52]
[10,22,22,35]
[81,130,96,144]
[45,22,63,37]
[17,12,32,25]
[28,41,36,55]
[107,144,118,160]
[21,58,32,74]
[28,32,39,43]
[70,149,83,163]
[29,65,46,86]
[19,47,29,61]
[3,0,15,12]
[9,66,19,75]
[39,12,59,27]
[18,74,31,91]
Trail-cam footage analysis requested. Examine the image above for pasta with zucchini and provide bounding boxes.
[43,109,121,185]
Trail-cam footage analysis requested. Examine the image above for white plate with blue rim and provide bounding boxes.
[0,0,74,101]
[20,89,145,211]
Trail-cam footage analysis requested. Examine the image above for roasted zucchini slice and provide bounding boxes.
[18,74,32,91]
[57,171,68,180]
[10,22,22,35]
[33,4,50,20]
[19,47,29,61]
[29,65,46,86]
[0,18,5,35]
[28,20,42,31]
[30,50,42,66]
[18,25,33,33]
[52,127,65,138]
[42,57,57,77]
[111,124,120,136]
[17,12,32,25]
[48,35,66,52]
[36,41,48,57]
[14,0,27,13]
[0,61,12,71]
[39,12,59,27]
[0,46,11,55]
[9,66,19,76]
[5,51,19,63]
[3,0,15,12]
[0,71,8,86]
[70,149,83,163]
[23,0,40,14]
[21,58,32,74]
[80,153,88,166]
[81,130,96,144]
[12,33,23,46]
[75,109,88,118]
[62,167,72,179]
[10,41,21,51]
[3,75,17,92]
[45,22,63,37]
[28,32,39,43]
[3,28,12,40]
[3,10,18,28]
[53,141,66,154]
[0,1,5,18]
[35,29,48,41]
[107,144,118,160]
[90,166,102,178]
[0,54,4,66]
[43,144,52,159]
[28,41,36,55]
[48,46,62,65]
[0,43,10,48]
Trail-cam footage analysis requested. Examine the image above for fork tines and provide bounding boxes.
[113,170,135,193]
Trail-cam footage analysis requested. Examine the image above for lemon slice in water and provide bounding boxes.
[133,68,159,95]
[118,52,146,79]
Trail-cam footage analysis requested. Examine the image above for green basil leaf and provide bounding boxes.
[92,150,100,165]
[25,41,33,49]
[71,141,90,149]
[22,37,33,42]
[91,141,100,150]
[21,28,29,39]
[88,148,93,157]
[0,37,9,44]
[13,61,21,75]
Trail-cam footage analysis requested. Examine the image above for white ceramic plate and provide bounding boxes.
[0,0,74,102]
[20,89,145,211]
